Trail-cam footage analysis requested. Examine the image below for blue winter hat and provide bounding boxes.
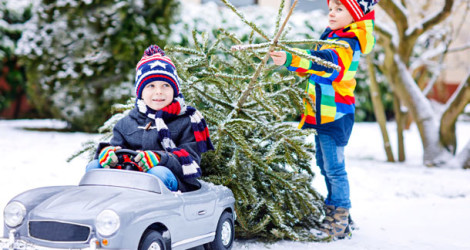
[134,45,180,99]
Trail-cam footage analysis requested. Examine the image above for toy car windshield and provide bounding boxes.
[80,169,166,194]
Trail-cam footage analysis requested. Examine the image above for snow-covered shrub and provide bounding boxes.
[16,0,179,131]
[0,0,32,115]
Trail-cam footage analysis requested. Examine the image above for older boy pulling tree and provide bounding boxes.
[270,0,378,239]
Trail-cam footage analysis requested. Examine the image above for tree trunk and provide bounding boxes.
[393,56,453,166]
[440,73,470,154]
[445,140,470,169]
[367,55,395,162]
[393,95,406,162]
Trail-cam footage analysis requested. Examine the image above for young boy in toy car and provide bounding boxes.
[87,45,214,192]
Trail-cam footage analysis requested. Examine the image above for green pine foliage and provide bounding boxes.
[165,29,325,243]
[164,0,350,240]
[16,0,179,132]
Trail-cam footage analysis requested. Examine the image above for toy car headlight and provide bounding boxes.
[4,201,26,228]
[95,209,120,236]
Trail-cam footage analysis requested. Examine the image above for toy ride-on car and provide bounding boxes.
[0,149,236,250]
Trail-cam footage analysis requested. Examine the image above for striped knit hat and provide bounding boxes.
[135,45,180,99]
[328,0,379,21]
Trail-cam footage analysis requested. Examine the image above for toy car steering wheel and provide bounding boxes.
[113,149,143,172]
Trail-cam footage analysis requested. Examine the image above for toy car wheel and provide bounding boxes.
[204,211,234,250]
[139,230,165,250]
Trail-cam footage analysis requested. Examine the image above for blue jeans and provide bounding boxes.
[86,160,178,191]
[315,134,351,209]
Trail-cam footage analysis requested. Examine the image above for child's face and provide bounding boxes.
[328,0,354,30]
[141,81,174,110]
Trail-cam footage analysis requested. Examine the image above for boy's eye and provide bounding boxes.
[163,83,171,88]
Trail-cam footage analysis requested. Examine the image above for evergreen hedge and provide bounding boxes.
[16,0,179,132]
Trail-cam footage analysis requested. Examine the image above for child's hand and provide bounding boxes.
[269,51,287,65]
[99,146,121,168]
[135,150,160,172]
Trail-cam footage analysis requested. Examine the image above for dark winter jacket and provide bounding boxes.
[99,108,202,192]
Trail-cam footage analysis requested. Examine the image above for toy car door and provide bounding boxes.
[181,187,217,237]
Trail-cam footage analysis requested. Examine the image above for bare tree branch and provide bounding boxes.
[448,44,470,53]
[407,0,454,39]
[378,0,408,38]
[374,23,394,43]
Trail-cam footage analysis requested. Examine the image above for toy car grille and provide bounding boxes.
[29,221,91,242]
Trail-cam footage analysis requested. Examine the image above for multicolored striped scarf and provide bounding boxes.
[136,94,213,178]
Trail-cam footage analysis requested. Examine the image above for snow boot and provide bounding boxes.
[325,205,335,216]
[325,205,357,231]
[311,207,352,240]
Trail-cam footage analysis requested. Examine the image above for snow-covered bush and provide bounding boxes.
[0,0,32,115]
[16,0,179,132]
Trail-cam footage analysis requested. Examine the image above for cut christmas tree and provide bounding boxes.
[74,0,347,241]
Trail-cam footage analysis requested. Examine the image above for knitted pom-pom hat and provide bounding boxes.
[134,45,180,99]
[328,0,379,21]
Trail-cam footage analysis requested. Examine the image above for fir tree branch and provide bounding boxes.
[191,85,236,110]
[231,39,349,52]
[231,43,271,52]
[279,39,349,48]
[278,44,342,72]
[220,0,271,41]
[274,0,286,37]
[271,0,298,51]
[194,71,251,80]
[164,45,205,56]
[229,0,299,118]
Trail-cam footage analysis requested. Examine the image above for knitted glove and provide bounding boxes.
[134,150,160,172]
[98,146,121,168]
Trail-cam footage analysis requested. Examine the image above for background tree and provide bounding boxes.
[16,0,179,132]
[375,0,470,168]
[0,0,32,117]
[367,54,395,162]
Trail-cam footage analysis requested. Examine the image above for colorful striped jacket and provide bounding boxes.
[283,12,375,146]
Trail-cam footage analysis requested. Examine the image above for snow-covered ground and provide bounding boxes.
[1,119,470,250]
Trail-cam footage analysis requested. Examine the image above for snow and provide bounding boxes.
[1,119,470,249]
